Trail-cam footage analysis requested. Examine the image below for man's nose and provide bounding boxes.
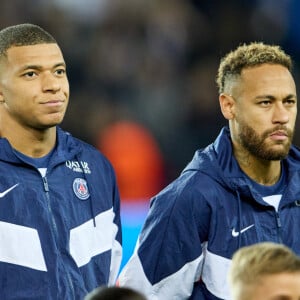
[42,72,61,93]
[272,102,289,124]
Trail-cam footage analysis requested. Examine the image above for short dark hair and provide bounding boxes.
[216,42,292,94]
[0,23,56,57]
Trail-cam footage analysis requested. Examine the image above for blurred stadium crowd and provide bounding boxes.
[1,0,300,267]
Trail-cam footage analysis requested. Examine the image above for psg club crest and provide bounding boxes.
[73,178,90,200]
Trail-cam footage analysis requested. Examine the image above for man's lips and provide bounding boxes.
[269,130,288,141]
[41,100,64,106]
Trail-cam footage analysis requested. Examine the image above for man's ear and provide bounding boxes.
[0,66,5,103]
[0,81,4,103]
[219,93,235,120]
[0,78,4,103]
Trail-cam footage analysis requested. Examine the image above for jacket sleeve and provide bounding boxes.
[118,174,211,299]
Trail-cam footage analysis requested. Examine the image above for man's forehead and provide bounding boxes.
[6,43,63,59]
[4,43,65,67]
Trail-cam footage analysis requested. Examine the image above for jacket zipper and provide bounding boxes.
[42,176,75,298]
[275,211,283,243]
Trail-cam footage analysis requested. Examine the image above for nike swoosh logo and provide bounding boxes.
[0,184,19,198]
[232,224,254,237]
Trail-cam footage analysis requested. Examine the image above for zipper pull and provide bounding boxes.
[42,176,49,192]
[276,212,282,228]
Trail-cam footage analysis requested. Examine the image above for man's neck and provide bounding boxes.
[2,125,56,158]
[233,146,282,186]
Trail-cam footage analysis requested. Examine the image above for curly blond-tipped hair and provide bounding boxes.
[216,42,292,94]
[229,242,300,300]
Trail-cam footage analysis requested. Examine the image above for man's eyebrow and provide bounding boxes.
[53,62,66,69]
[255,95,276,100]
[270,296,296,300]
[284,93,297,100]
[255,94,297,100]
[20,62,66,71]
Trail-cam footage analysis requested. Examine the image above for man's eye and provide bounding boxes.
[260,101,271,106]
[24,71,37,78]
[284,99,296,105]
[55,69,66,76]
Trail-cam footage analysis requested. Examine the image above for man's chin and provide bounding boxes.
[37,121,61,130]
[263,150,290,161]
[255,143,289,160]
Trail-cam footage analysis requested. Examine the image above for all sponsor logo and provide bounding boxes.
[231,224,254,237]
[66,160,91,174]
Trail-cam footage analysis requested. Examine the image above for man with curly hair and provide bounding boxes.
[119,42,300,299]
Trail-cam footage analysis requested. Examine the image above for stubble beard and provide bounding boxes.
[238,122,294,161]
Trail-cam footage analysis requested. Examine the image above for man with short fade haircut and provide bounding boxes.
[0,23,122,299]
[229,242,300,300]
[118,42,300,299]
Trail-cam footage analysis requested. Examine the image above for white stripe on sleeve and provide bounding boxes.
[119,251,204,299]
[120,242,232,299]
[70,208,118,267]
[202,247,231,299]
[0,221,47,271]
